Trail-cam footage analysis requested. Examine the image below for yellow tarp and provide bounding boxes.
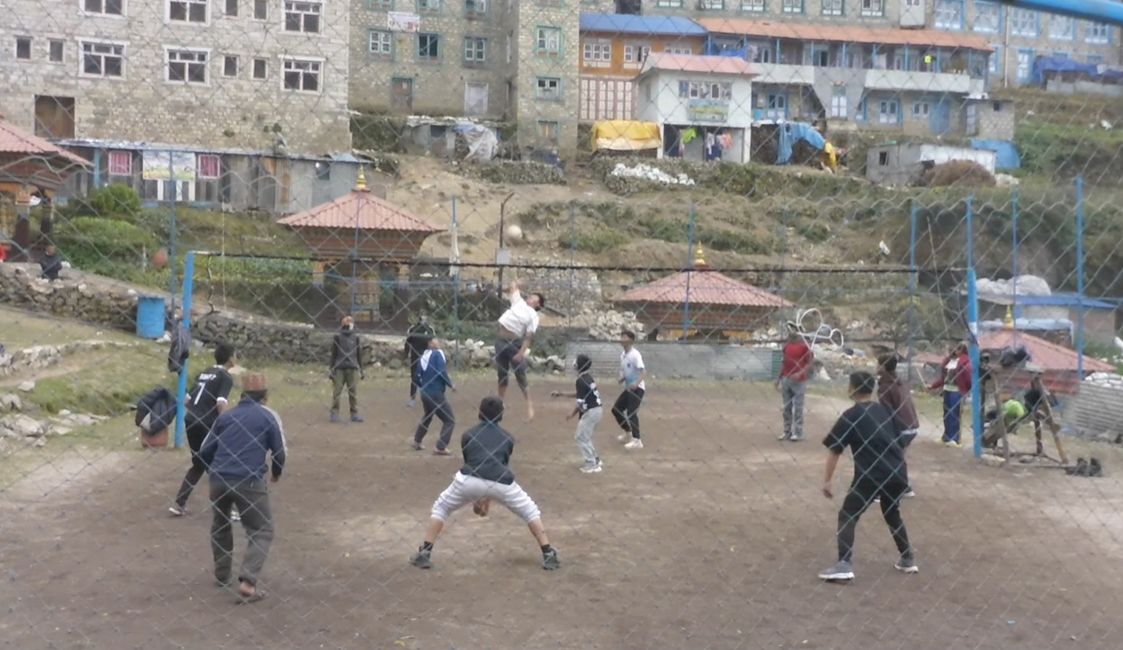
[591,120,662,152]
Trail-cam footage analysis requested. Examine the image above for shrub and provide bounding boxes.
[89,184,142,217]
[566,228,629,253]
[52,216,159,271]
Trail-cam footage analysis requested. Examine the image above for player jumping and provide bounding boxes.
[495,279,544,421]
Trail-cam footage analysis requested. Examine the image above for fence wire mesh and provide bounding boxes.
[2,1,1123,648]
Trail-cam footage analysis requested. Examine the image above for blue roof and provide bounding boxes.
[1017,294,1117,309]
[579,13,707,36]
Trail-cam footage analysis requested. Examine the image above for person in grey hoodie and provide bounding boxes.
[329,315,364,423]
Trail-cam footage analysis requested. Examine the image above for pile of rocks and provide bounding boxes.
[465,161,566,185]
[605,162,696,195]
[570,308,645,341]
[0,394,107,452]
[0,339,135,378]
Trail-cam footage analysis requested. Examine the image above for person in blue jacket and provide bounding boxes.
[412,337,457,455]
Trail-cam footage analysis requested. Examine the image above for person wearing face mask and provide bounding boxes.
[329,315,364,423]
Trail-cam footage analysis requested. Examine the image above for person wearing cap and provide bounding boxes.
[776,325,814,441]
[198,373,287,603]
[551,353,605,473]
[409,396,560,571]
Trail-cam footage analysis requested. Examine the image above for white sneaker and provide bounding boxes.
[904,489,916,498]
[579,463,603,474]
[624,438,644,450]
[617,434,629,443]
[230,507,241,522]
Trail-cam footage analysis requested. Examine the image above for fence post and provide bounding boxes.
[451,196,461,366]
[174,251,196,449]
[1076,176,1085,377]
[1011,189,1019,326]
[569,204,576,291]
[966,195,983,459]
[907,200,918,378]
[682,204,696,339]
[168,150,178,313]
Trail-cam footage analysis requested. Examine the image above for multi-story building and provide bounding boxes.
[0,0,352,153]
[349,0,579,155]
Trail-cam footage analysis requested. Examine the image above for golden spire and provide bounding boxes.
[1004,304,1014,329]
[693,243,707,268]
[354,165,368,192]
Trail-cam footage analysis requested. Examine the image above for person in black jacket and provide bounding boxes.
[405,316,435,408]
[329,315,364,423]
[409,396,560,571]
[39,244,63,281]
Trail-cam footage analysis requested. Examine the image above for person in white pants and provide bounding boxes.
[409,396,560,571]
[551,354,604,473]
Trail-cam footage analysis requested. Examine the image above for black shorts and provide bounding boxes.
[494,338,529,389]
[185,417,212,454]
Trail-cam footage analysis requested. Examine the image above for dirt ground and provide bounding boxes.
[3,374,1122,650]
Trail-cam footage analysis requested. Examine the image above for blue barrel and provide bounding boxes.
[136,296,167,339]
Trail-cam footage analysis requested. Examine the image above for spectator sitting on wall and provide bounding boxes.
[39,244,63,281]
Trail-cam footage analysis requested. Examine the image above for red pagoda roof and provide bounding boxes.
[277,171,441,234]
[616,246,790,308]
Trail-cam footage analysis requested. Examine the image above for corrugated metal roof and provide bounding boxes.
[580,12,707,36]
[641,52,755,76]
[52,137,360,163]
[699,18,994,52]
[277,188,443,233]
[0,119,90,167]
[615,268,790,308]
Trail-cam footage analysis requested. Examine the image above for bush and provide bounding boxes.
[89,184,141,217]
[53,217,159,271]
[566,228,629,253]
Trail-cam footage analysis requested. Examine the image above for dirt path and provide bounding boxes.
[2,377,1121,650]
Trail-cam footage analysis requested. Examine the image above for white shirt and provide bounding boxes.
[620,348,646,391]
[497,290,539,339]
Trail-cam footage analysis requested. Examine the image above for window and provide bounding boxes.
[623,43,650,65]
[198,154,221,179]
[223,55,238,77]
[1086,22,1111,44]
[314,161,331,181]
[253,0,267,18]
[282,57,321,91]
[370,30,393,57]
[369,0,393,7]
[912,101,929,117]
[878,99,899,125]
[167,49,208,84]
[768,93,786,109]
[535,76,561,100]
[83,0,123,15]
[664,45,693,55]
[655,0,682,6]
[822,0,842,16]
[677,81,732,100]
[536,27,561,55]
[583,40,611,66]
[537,120,559,144]
[418,0,440,11]
[988,45,1001,73]
[15,37,31,60]
[1011,9,1037,37]
[878,151,888,165]
[169,0,208,22]
[973,1,1000,33]
[80,41,125,77]
[698,0,723,9]
[830,86,847,118]
[1050,15,1075,40]
[464,36,487,63]
[253,57,267,78]
[466,0,486,15]
[934,0,963,31]
[418,33,440,59]
[284,1,321,33]
[741,0,764,12]
[1016,49,1033,82]
[225,0,238,15]
[860,0,882,17]
[1052,51,1069,59]
[108,151,132,176]
[781,0,801,14]
[49,40,64,62]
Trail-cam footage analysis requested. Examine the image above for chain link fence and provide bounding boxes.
[2,1,1123,648]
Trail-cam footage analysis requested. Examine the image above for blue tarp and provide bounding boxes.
[777,122,826,165]
[1032,55,1123,86]
[971,139,1021,170]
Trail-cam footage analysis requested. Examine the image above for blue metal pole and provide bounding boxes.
[907,201,918,378]
[1076,176,1085,377]
[682,204,696,339]
[1006,0,1123,27]
[174,251,196,449]
[966,195,983,459]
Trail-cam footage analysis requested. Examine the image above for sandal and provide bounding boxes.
[236,588,267,604]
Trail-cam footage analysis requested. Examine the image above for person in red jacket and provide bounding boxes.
[929,343,972,447]
[776,326,814,441]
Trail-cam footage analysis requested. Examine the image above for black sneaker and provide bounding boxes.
[1089,458,1104,478]
[1066,458,1088,476]
[410,548,432,569]
[542,548,560,571]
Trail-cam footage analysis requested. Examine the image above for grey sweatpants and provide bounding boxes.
[575,406,603,466]
[781,377,807,439]
[210,477,275,586]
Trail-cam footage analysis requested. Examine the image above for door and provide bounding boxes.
[391,78,413,112]
[464,82,488,116]
[930,99,951,136]
[34,96,75,139]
